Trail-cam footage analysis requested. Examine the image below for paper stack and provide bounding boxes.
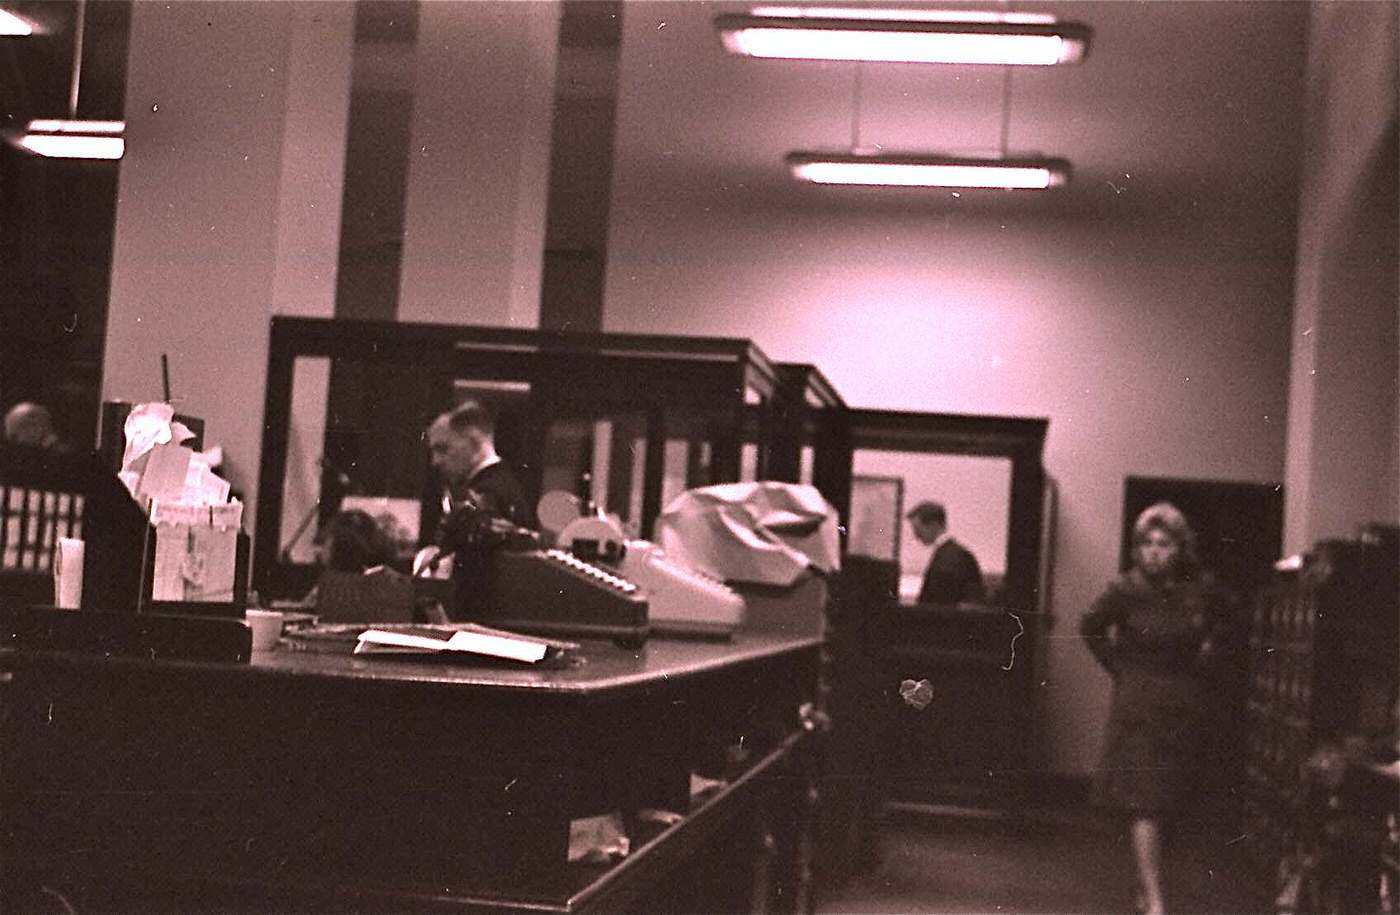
[353,624,576,664]
[117,402,244,604]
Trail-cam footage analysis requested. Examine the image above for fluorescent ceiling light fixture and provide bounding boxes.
[4,0,125,159]
[787,152,1070,189]
[716,9,1090,65]
[750,7,1057,24]
[0,8,43,35]
[1,7,39,34]
[11,118,125,159]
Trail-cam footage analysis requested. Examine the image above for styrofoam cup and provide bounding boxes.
[53,537,85,609]
[245,609,284,651]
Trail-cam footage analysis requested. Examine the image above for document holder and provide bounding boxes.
[145,528,251,618]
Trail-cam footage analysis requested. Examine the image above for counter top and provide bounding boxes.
[252,629,822,693]
[4,627,824,698]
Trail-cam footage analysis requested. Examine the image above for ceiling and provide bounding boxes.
[0,0,1316,239]
[606,1,1313,218]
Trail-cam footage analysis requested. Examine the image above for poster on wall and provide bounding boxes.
[848,474,903,562]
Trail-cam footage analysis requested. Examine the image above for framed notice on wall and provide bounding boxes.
[848,474,903,561]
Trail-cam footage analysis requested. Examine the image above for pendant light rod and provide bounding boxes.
[850,61,862,151]
[997,0,1015,157]
[998,65,1012,158]
[68,0,87,119]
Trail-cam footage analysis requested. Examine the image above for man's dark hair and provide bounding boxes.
[906,501,947,526]
[442,399,494,436]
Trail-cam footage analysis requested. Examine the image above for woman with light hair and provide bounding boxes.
[1080,501,1227,915]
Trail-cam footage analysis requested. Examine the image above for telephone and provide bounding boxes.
[617,540,745,639]
[484,548,649,648]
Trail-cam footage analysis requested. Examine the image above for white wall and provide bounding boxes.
[106,1,354,542]
[1283,1,1400,553]
[603,5,1302,775]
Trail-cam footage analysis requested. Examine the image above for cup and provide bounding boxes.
[245,608,284,652]
[53,537,85,609]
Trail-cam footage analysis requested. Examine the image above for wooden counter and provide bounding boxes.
[1,631,822,913]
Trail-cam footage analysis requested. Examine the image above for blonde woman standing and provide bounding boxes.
[1081,502,1228,915]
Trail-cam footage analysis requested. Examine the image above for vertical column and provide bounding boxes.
[539,1,624,333]
[396,0,560,328]
[1283,2,1399,554]
[333,0,418,322]
[319,0,419,564]
[105,0,353,540]
[270,3,356,320]
[273,3,355,565]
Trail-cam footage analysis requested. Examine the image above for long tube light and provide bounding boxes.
[787,152,1070,189]
[716,8,1091,66]
[0,8,44,35]
[12,118,125,159]
[4,0,125,159]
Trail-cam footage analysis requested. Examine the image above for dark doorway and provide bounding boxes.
[1120,476,1284,598]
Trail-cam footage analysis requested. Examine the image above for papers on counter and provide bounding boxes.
[353,624,576,664]
[113,401,244,604]
[118,402,229,507]
[149,500,245,603]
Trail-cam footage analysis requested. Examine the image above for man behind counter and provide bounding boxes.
[906,500,985,606]
[425,400,536,530]
[424,401,537,618]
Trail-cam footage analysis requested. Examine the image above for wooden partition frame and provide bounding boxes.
[845,409,1051,811]
[771,363,852,530]
[845,409,1049,615]
[254,316,784,599]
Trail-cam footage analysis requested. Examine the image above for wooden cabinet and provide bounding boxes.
[1242,534,1399,905]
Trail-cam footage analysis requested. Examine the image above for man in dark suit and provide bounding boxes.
[425,400,536,531]
[907,500,985,605]
[425,401,537,618]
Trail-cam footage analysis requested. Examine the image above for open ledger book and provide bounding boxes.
[353,624,577,665]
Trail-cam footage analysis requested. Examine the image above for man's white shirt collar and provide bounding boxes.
[930,530,953,555]
[466,449,502,482]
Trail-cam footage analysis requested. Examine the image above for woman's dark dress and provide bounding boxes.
[1080,568,1223,814]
